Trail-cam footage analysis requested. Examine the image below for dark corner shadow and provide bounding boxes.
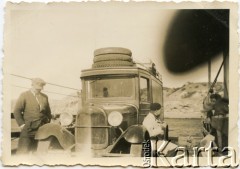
[163,10,229,73]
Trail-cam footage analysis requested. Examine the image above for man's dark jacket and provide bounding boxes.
[13,90,52,129]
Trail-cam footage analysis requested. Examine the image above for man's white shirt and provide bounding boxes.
[142,112,165,137]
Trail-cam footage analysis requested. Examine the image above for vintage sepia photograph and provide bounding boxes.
[2,1,239,167]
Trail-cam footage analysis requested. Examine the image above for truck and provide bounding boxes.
[35,47,168,157]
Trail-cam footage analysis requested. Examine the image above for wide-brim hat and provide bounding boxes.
[32,78,46,89]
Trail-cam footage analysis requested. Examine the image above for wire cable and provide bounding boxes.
[10,74,80,91]
[11,85,79,98]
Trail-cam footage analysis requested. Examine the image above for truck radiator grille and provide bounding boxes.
[76,112,108,150]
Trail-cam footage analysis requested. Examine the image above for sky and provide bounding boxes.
[4,2,224,100]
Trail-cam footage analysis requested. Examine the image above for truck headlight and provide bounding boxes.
[60,112,73,126]
[108,111,123,127]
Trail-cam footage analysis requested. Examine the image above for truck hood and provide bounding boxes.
[87,103,137,115]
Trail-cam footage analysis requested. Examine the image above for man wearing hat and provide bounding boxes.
[143,103,176,156]
[143,103,165,139]
[13,78,52,154]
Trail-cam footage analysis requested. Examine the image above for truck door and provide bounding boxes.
[152,79,164,121]
[139,75,151,124]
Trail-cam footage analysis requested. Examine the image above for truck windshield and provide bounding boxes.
[86,77,135,98]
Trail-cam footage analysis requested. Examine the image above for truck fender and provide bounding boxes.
[108,125,150,154]
[123,125,150,143]
[35,123,75,150]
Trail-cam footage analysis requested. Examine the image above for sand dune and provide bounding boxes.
[164,82,224,118]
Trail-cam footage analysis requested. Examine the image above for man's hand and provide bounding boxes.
[20,124,25,130]
[156,119,164,124]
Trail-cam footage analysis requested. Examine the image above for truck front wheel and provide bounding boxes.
[36,136,63,154]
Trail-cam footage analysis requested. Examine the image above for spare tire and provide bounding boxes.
[94,47,132,56]
[94,54,132,63]
[92,60,134,68]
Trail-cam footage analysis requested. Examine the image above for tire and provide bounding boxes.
[92,60,134,68]
[36,137,53,154]
[94,47,132,56]
[36,136,63,154]
[130,144,143,157]
[94,54,132,63]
